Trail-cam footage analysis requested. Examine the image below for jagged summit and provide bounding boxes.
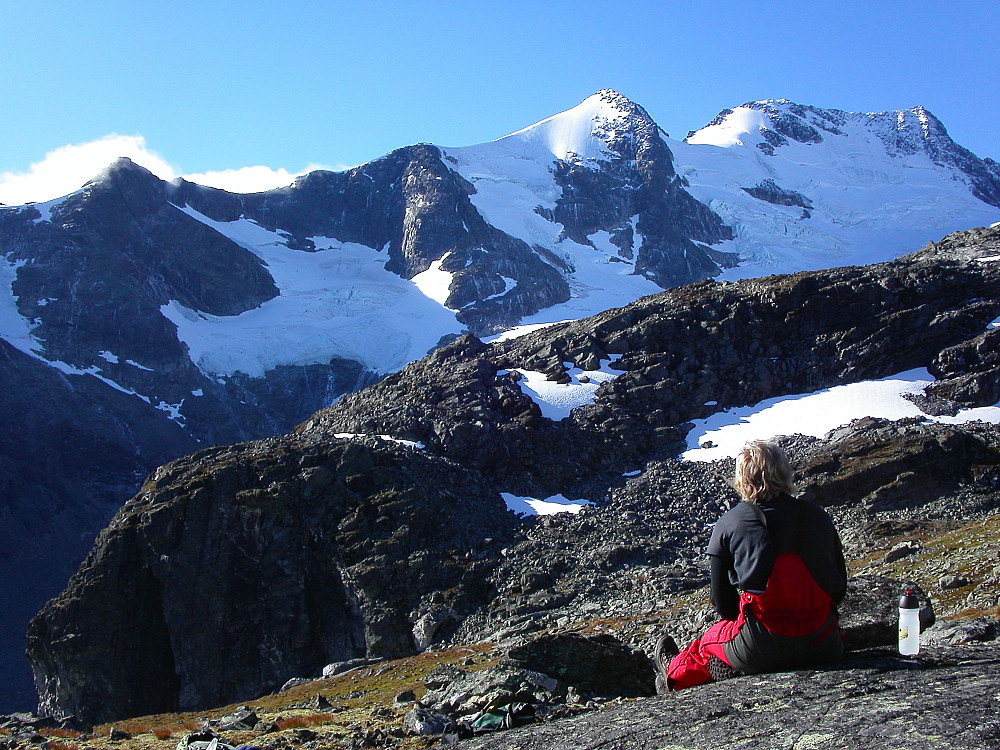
[683,98,1000,209]
[81,156,163,190]
[493,89,664,165]
[444,89,734,291]
[687,98,958,158]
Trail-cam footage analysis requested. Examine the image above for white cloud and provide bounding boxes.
[0,135,177,206]
[181,163,332,194]
[0,135,337,206]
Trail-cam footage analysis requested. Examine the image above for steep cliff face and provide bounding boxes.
[0,338,199,715]
[26,435,515,724]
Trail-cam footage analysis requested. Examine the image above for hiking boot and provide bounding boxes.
[653,633,680,693]
[707,655,739,682]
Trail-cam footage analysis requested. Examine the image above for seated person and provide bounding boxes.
[657,440,847,690]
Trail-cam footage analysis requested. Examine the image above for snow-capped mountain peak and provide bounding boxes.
[671,98,1000,278]
[495,89,662,164]
[686,98,859,153]
[686,98,994,172]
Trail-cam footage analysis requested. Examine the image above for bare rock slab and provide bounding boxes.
[458,644,1000,750]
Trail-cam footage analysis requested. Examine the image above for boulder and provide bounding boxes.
[505,632,656,698]
[403,708,454,736]
[214,706,259,732]
[419,665,562,719]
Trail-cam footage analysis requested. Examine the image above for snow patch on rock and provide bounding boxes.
[502,492,592,516]
[684,368,1000,461]
[512,355,623,421]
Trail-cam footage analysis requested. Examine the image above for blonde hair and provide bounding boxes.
[734,440,796,504]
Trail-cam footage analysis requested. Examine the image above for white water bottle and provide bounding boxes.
[898,590,920,656]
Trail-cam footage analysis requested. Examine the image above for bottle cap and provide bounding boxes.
[899,590,920,609]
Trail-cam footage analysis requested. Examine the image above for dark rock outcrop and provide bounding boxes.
[796,418,999,514]
[311,227,1000,492]
[742,178,813,216]
[0,338,200,713]
[26,435,516,724]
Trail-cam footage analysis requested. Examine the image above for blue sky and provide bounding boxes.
[2,0,998,203]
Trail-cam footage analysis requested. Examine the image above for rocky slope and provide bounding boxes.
[308,226,1000,491]
[24,226,1000,726]
[8,495,1000,749]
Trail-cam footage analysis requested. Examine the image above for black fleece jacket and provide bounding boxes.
[707,494,847,621]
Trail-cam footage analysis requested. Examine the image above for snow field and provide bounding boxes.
[163,206,463,377]
[503,363,1000,515]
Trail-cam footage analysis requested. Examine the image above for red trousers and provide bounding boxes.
[667,554,839,690]
[665,616,742,690]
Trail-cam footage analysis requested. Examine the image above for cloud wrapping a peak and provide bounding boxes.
[0,135,176,205]
[0,135,323,205]
[183,164,323,194]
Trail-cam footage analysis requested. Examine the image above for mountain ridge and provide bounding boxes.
[685,98,1000,209]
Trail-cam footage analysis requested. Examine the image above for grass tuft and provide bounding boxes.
[274,713,334,730]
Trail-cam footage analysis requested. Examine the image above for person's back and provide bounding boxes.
[714,494,845,675]
[658,441,847,690]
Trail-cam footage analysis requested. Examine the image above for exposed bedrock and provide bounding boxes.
[314,227,1000,493]
[26,436,516,724]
